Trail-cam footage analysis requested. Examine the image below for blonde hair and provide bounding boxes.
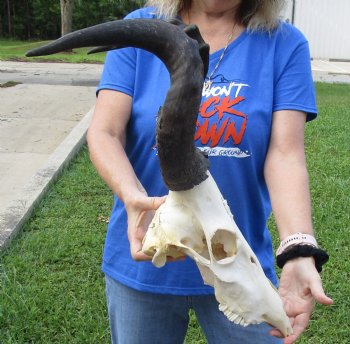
[145,0,286,32]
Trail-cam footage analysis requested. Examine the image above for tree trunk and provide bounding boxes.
[6,0,12,37]
[26,0,31,39]
[0,10,3,37]
[60,0,74,36]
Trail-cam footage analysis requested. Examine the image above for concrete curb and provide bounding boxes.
[0,108,94,250]
[312,72,350,84]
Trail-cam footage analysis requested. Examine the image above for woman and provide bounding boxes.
[87,0,333,343]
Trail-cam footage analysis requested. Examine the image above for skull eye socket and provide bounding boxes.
[211,229,237,261]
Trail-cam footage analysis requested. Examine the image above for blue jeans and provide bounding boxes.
[105,275,283,344]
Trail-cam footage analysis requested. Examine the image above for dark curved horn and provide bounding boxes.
[26,19,210,191]
[87,46,120,54]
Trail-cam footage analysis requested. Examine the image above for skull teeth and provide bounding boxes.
[219,304,249,327]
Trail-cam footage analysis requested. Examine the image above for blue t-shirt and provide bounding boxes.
[97,7,317,295]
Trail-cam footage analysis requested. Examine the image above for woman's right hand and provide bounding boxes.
[87,90,167,261]
[125,193,166,261]
[87,90,165,260]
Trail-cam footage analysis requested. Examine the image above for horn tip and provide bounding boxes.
[25,50,35,57]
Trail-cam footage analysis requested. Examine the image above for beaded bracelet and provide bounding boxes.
[276,232,318,256]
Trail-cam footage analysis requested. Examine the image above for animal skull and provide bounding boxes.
[142,172,293,337]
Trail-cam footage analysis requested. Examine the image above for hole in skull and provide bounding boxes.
[211,229,237,261]
[180,236,209,258]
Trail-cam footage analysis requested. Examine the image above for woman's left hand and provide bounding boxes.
[270,257,333,344]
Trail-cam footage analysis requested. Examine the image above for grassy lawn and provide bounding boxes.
[0,83,349,343]
[0,39,106,63]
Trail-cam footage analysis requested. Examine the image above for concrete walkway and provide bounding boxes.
[312,59,350,83]
[0,59,349,249]
[0,61,102,249]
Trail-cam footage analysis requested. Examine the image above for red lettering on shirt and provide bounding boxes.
[196,95,248,147]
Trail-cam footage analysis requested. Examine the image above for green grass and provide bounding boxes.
[1,83,349,343]
[0,39,106,63]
